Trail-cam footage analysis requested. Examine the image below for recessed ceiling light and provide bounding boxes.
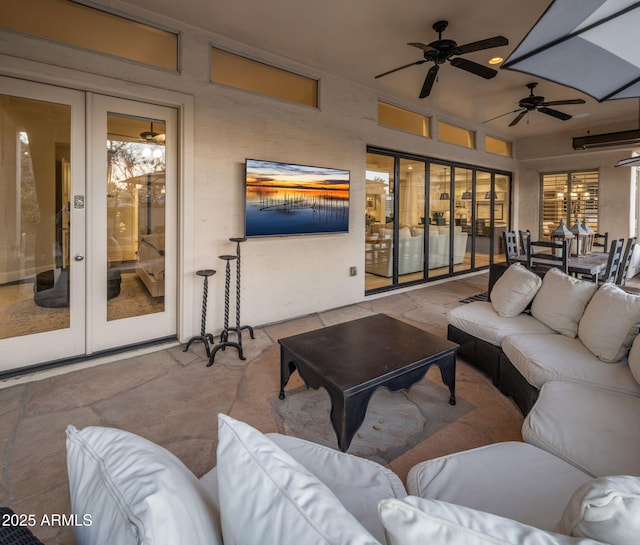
[488,56,504,65]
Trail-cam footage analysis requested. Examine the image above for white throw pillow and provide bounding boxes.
[555,475,640,545]
[578,283,640,362]
[267,433,406,543]
[531,268,597,338]
[66,425,222,545]
[627,334,640,384]
[216,414,380,545]
[491,263,542,317]
[378,496,603,545]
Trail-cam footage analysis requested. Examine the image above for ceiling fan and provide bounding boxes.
[375,20,508,98]
[485,82,586,127]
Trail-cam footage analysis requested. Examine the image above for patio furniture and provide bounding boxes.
[525,238,569,274]
[596,238,625,284]
[502,231,519,263]
[592,232,609,252]
[518,229,531,256]
[278,313,458,452]
[617,237,637,286]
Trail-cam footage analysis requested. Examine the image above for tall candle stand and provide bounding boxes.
[208,255,245,365]
[184,269,216,357]
[227,237,255,343]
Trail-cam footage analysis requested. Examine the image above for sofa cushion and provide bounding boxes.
[267,433,406,543]
[448,302,554,346]
[378,497,603,545]
[406,442,592,531]
[501,333,640,396]
[627,333,640,385]
[531,268,597,338]
[578,283,640,362]
[65,425,222,545]
[491,263,542,317]
[522,381,640,477]
[556,475,640,545]
[215,414,380,545]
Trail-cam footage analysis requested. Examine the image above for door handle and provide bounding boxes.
[74,254,85,261]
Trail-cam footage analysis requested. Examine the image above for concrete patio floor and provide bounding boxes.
[0,272,525,544]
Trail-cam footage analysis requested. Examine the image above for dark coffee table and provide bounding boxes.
[278,313,459,452]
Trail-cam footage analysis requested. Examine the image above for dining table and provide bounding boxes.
[512,251,609,282]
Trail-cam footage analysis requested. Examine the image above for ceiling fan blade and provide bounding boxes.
[538,107,572,121]
[509,110,528,127]
[541,99,586,106]
[375,59,427,79]
[450,57,498,79]
[452,35,508,56]
[419,65,439,98]
[483,108,522,124]
[408,42,437,53]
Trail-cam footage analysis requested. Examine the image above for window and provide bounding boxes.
[0,0,178,71]
[210,47,318,107]
[540,170,599,237]
[438,121,475,148]
[485,135,512,157]
[378,102,430,137]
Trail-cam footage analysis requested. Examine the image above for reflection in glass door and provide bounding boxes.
[106,114,166,321]
[365,153,395,290]
[90,96,177,353]
[0,78,86,371]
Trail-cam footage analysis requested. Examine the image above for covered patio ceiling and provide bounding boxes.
[116,0,640,139]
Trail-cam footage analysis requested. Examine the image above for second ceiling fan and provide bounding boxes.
[486,82,586,126]
[375,20,508,98]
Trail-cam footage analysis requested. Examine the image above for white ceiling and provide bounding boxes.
[119,0,638,139]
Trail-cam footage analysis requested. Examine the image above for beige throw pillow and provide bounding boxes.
[531,268,597,338]
[578,283,640,362]
[491,263,542,317]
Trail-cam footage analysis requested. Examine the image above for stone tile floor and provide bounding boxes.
[0,272,525,544]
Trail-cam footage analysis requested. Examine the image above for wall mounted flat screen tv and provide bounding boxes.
[245,159,350,237]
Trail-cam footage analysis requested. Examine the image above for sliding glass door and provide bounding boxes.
[365,147,511,293]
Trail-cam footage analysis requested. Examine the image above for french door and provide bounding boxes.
[0,77,177,372]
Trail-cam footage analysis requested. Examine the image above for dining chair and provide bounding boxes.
[597,238,625,284]
[518,229,531,256]
[592,232,609,252]
[502,231,519,263]
[616,237,637,286]
[525,238,569,274]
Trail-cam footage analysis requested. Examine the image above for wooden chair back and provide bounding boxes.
[593,232,609,252]
[502,231,519,263]
[526,238,569,274]
[600,238,625,283]
[518,230,531,256]
[616,237,636,285]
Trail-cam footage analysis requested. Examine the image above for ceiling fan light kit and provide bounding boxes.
[375,20,508,98]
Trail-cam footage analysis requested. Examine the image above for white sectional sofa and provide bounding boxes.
[61,263,640,545]
[65,408,640,545]
[448,263,640,413]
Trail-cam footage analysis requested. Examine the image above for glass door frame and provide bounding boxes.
[88,94,178,353]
